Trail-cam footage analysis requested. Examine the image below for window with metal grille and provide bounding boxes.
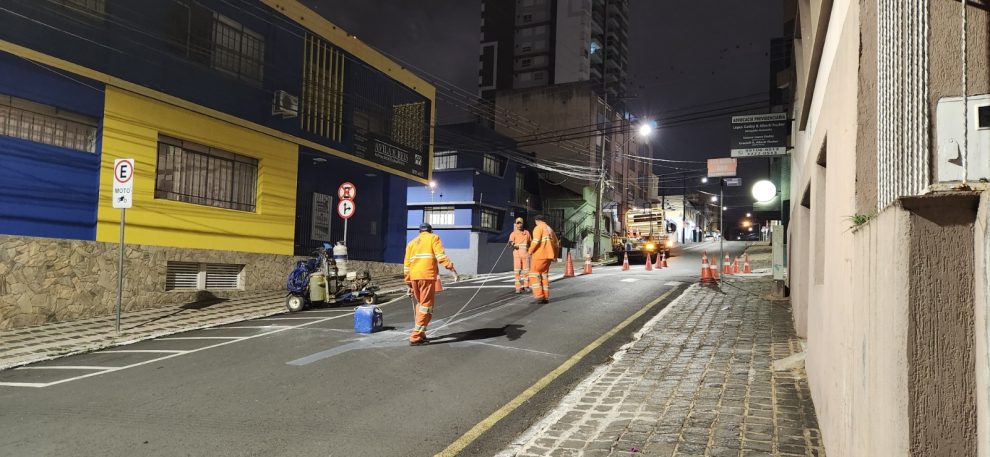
[424,206,455,226]
[166,262,244,291]
[155,136,258,212]
[211,14,264,85]
[433,151,457,170]
[58,0,106,18]
[391,101,426,152]
[480,208,500,231]
[482,153,505,176]
[0,94,98,153]
[301,34,344,142]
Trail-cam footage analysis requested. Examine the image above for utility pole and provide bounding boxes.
[592,0,609,261]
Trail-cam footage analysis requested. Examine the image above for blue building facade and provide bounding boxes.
[0,0,434,262]
[407,123,542,275]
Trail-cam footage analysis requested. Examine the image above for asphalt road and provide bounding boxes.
[0,241,750,457]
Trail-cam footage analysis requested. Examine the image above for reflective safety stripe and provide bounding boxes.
[413,325,428,332]
[436,254,448,260]
[411,254,435,259]
[418,305,433,314]
[530,284,543,290]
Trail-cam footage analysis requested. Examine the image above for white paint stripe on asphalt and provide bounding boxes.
[665,281,683,286]
[5,295,408,388]
[155,337,242,340]
[455,341,565,358]
[253,317,325,320]
[206,326,292,329]
[99,350,186,353]
[16,366,111,371]
[445,285,517,289]
[620,278,639,283]
[0,382,47,387]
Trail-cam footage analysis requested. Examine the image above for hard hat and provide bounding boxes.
[514,217,524,224]
[419,223,433,232]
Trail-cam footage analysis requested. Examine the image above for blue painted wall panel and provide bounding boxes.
[0,136,100,239]
[0,54,105,116]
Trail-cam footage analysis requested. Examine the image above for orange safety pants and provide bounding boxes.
[512,249,530,292]
[409,279,436,342]
[529,259,552,300]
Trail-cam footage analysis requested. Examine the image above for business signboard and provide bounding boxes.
[731,113,789,157]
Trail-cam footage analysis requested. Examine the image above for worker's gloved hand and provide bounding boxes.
[451,272,460,283]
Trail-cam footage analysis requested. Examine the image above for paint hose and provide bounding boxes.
[427,242,511,337]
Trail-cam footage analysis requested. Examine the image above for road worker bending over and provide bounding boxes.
[507,217,532,294]
[404,223,458,346]
[527,214,560,304]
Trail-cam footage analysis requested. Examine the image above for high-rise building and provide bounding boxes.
[479,0,628,103]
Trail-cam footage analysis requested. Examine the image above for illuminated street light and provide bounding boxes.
[746,212,751,217]
[710,195,717,202]
[748,227,753,232]
[429,181,437,189]
[722,206,727,211]
[701,177,709,183]
[752,180,777,202]
[638,123,654,137]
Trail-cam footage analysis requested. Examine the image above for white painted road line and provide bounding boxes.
[0,295,407,388]
[206,326,291,330]
[155,337,242,340]
[100,350,186,353]
[16,366,111,371]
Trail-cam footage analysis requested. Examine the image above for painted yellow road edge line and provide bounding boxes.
[436,285,686,457]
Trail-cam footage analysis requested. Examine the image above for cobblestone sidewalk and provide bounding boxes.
[499,277,824,457]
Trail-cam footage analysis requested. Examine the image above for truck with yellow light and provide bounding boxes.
[613,208,674,261]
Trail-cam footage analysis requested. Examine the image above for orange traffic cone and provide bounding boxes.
[434,276,444,292]
[564,252,575,278]
[732,257,740,274]
[661,252,669,268]
[645,253,653,271]
[700,253,714,283]
[654,251,663,269]
[710,258,720,280]
[583,256,593,274]
[622,252,630,271]
[743,254,752,273]
[723,255,732,275]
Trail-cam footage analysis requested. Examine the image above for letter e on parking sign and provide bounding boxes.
[113,158,135,209]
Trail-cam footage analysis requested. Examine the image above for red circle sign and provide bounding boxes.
[337,199,356,219]
[114,159,134,184]
[337,182,356,200]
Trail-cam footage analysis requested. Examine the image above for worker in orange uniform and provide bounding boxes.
[527,214,560,304]
[507,217,532,294]
[404,223,458,346]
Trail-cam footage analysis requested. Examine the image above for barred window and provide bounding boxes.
[155,136,258,212]
[482,153,505,176]
[391,101,426,152]
[434,151,457,170]
[301,34,344,142]
[212,14,264,85]
[480,208,500,230]
[424,206,455,226]
[0,94,98,153]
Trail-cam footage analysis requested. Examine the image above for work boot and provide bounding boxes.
[409,338,430,346]
[538,298,549,305]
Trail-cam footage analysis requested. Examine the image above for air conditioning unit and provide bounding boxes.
[272,90,299,119]
[936,94,990,182]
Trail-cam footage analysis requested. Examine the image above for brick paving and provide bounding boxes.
[499,275,824,457]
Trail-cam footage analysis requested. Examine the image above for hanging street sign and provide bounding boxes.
[730,113,789,157]
[112,158,135,209]
[337,198,356,219]
[707,158,737,178]
[724,177,742,187]
[337,182,356,201]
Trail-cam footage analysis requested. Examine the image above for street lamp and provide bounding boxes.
[752,180,777,203]
[638,122,654,138]
[746,212,752,218]
[701,177,708,183]
[710,195,718,202]
[428,180,437,202]
[593,118,654,261]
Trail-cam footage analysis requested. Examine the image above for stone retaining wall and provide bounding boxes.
[0,234,401,330]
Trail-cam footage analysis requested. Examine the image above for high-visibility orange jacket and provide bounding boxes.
[528,221,559,261]
[508,229,532,250]
[403,232,455,282]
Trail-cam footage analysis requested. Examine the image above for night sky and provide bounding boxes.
[301,0,785,231]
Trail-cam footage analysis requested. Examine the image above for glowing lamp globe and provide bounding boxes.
[752,180,777,202]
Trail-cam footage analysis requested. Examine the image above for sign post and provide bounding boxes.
[707,158,736,284]
[337,182,357,245]
[112,158,134,333]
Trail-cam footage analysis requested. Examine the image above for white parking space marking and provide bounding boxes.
[100,350,186,353]
[1,295,406,388]
[155,337,242,340]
